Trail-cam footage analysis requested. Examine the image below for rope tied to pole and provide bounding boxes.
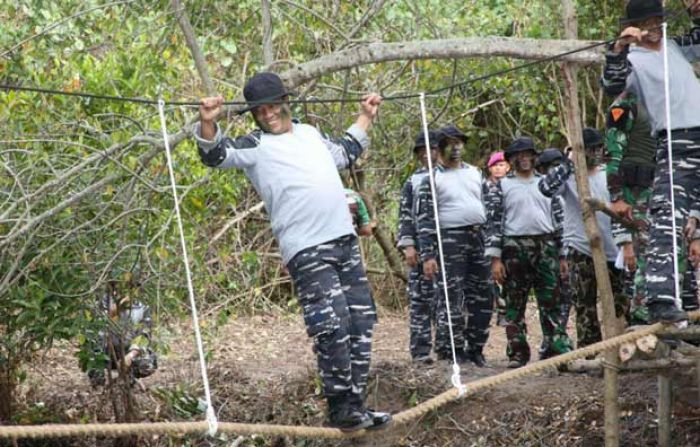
[156,99,218,436]
[418,92,466,394]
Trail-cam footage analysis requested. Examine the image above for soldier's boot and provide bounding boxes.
[347,393,392,431]
[538,338,553,361]
[411,355,434,366]
[327,395,372,431]
[507,358,526,369]
[648,302,687,324]
[465,348,486,367]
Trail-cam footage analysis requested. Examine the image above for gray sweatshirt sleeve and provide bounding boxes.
[321,124,370,170]
[193,122,261,169]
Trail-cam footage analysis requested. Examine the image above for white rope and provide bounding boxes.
[418,93,466,396]
[156,100,218,436]
[661,23,682,310]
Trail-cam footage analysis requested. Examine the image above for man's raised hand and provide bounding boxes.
[199,96,224,123]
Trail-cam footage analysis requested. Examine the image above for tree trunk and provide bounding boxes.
[171,0,215,96]
[0,361,13,423]
[560,1,621,446]
[261,0,274,67]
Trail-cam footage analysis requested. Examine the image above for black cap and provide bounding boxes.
[620,0,666,25]
[535,148,564,168]
[437,125,468,148]
[413,130,440,152]
[238,72,295,114]
[504,136,536,160]
[583,127,604,149]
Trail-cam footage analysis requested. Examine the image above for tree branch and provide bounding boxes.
[171,0,215,96]
[261,0,274,67]
[280,36,603,88]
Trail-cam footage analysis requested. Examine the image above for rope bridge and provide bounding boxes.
[1,311,698,441]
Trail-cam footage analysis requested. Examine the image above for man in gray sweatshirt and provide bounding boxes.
[485,137,574,367]
[560,128,629,348]
[194,72,389,431]
[417,125,491,367]
[601,0,700,323]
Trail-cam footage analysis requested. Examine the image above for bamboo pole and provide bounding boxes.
[561,2,621,446]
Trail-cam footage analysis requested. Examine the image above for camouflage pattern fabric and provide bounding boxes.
[646,132,700,308]
[566,249,630,348]
[431,226,492,357]
[286,235,377,399]
[501,236,572,363]
[406,264,437,358]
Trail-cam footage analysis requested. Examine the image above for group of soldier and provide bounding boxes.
[82,0,699,432]
[397,0,700,372]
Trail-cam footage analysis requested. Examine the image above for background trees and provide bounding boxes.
[1,0,694,424]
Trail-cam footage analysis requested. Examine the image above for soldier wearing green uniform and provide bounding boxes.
[606,93,698,317]
[485,137,574,368]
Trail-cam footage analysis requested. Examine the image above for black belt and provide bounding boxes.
[505,233,554,241]
[444,224,482,232]
[657,127,700,138]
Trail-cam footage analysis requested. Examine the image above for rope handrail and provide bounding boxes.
[2,311,698,441]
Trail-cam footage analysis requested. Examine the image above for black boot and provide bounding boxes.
[327,395,372,431]
[648,302,687,324]
[466,349,486,367]
[364,409,393,431]
[348,393,392,431]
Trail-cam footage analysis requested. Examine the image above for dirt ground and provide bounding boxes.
[10,303,700,447]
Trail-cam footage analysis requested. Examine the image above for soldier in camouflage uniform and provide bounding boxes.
[417,125,491,367]
[84,278,158,387]
[485,137,573,367]
[560,128,629,348]
[396,131,439,364]
[486,151,510,327]
[605,92,655,324]
[194,73,389,431]
[534,148,570,353]
[606,93,699,318]
[602,0,700,323]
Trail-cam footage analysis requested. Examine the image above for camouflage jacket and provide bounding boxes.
[396,168,429,249]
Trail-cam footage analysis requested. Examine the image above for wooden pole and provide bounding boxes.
[657,342,672,447]
[560,2,621,446]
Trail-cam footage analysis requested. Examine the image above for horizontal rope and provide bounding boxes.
[2,310,698,441]
[2,14,687,110]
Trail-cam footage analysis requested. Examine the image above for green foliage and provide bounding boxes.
[152,383,206,418]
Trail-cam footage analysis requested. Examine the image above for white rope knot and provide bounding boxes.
[450,363,467,397]
[205,406,219,437]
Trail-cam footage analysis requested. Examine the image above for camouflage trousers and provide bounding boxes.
[620,185,652,321]
[619,185,698,315]
[434,226,491,356]
[502,235,572,363]
[287,235,377,399]
[646,132,700,308]
[566,249,630,348]
[407,263,437,359]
